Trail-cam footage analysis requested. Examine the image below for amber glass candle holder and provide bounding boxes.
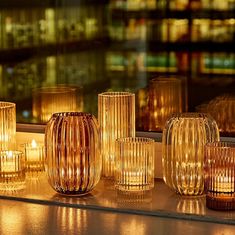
[162,113,220,196]
[33,86,83,123]
[0,102,16,151]
[0,150,26,191]
[24,140,44,178]
[148,77,183,131]
[204,142,235,211]
[45,112,101,195]
[115,137,155,192]
[98,92,135,178]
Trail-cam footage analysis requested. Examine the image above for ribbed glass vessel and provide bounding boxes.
[0,150,26,191]
[204,142,235,210]
[45,112,101,195]
[162,113,220,196]
[98,92,135,178]
[0,102,16,151]
[148,77,183,131]
[33,86,83,123]
[115,137,155,192]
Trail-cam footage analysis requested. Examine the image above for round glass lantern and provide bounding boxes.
[162,113,220,196]
[45,112,101,195]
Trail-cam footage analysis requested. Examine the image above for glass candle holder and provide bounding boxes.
[0,150,26,191]
[98,92,135,178]
[45,112,101,195]
[32,86,83,123]
[24,139,44,178]
[115,137,155,192]
[204,142,235,211]
[148,77,183,131]
[0,102,16,151]
[162,113,220,196]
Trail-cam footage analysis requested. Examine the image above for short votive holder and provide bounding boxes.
[115,137,155,193]
[0,150,26,191]
[204,142,235,211]
[24,140,44,178]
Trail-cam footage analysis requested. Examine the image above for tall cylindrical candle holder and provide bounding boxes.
[148,77,183,131]
[33,86,83,123]
[0,150,26,191]
[0,102,16,151]
[45,112,101,195]
[98,92,135,178]
[204,142,235,211]
[115,137,155,192]
[162,113,220,196]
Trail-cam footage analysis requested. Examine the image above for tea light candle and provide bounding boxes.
[24,139,44,176]
[0,150,25,191]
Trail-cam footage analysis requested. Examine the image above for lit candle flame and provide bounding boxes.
[31,139,37,148]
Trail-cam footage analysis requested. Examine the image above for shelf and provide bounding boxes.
[0,38,108,64]
[0,176,234,225]
[0,0,108,9]
[111,9,235,20]
[110,40,235,52]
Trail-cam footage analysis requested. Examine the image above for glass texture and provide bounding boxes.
[45,112,101,195]
[148,77,183,131]
[197,94,235,135]
[204,141,235,210]
[32,86,83,123]
[162,113,220,196]
[0,102,16,151]
[24,141,44,178]
[0,150,25,191]
[115,137,155,192]
[98,92,135,178]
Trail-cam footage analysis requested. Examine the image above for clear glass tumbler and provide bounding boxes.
[162,113,220,195]
[0,150,26,191]
[204,142,235,210]
[45,112,101,195]
[98,92,135,178]
[115,137,155,192]
[0,102,16,151]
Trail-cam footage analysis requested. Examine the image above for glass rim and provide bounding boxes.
[150,76,182,84]
[116,137,155,144]
[98,91,135,97]
[205,141,235,149]
[51,112,93,118]
[32,86,77,94]
[0,102,16,109]
[171,112,209,119]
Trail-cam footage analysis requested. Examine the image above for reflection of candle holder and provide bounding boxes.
[24,140,44,178]
[0,150,26,191]
[32,86,83,123]
[148,77,183,131]
[205,142,235,211]
[98,92,135,179]
[115,137,155,192]
[162,113,219,196]
[0,102,16,151]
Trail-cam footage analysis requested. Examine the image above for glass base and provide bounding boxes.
[0,181,26,191]
[115,183,154,193]
[206,194,235,211]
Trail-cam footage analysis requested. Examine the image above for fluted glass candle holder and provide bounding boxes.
[0,102,16,151]
[204,142,235,210]
[45,112,101,195]
[115,137,155,192]
[148,77,183,131]
[0,150,26,191]
[162,113,220,196]
[33,86,83,123]
[98,92,135,178]
[24,140,44,178]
